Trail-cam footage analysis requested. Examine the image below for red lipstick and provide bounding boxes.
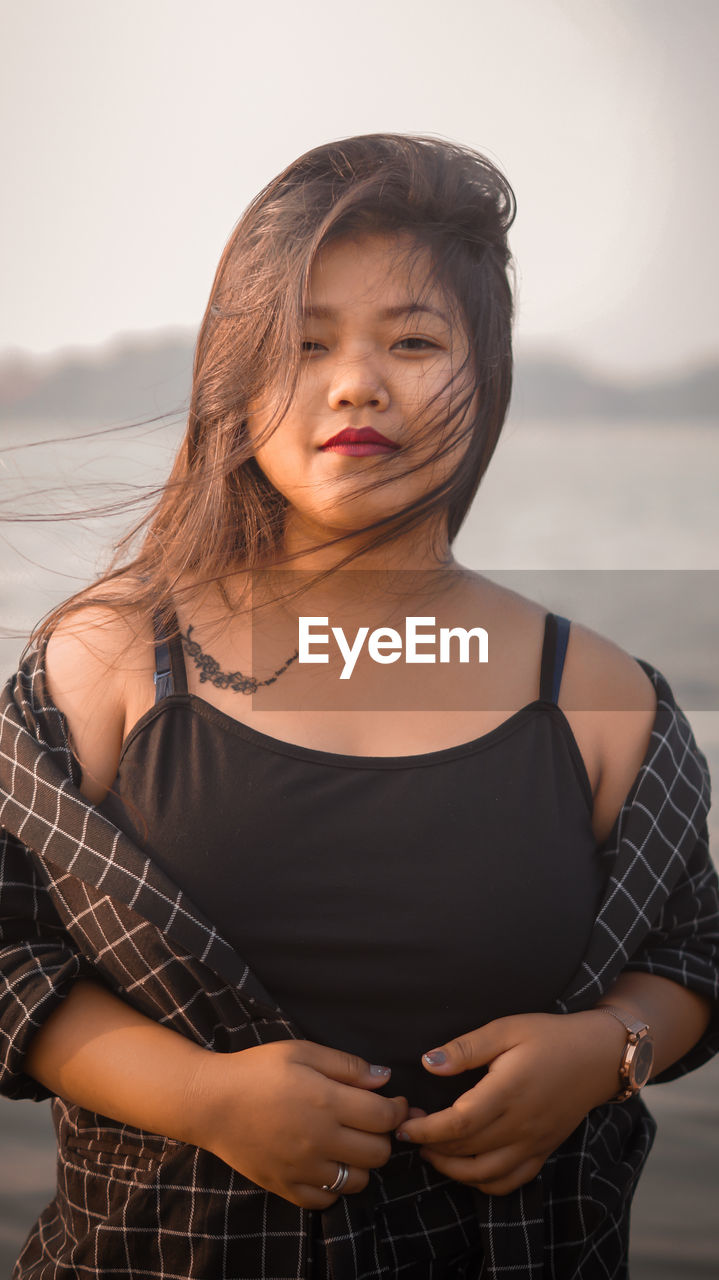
[320,426,400,456]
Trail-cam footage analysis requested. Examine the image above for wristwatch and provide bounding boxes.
[595,1004,655,1102]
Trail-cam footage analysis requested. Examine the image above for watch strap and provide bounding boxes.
[595,1004,650,1040]
[594,1003,652,1102]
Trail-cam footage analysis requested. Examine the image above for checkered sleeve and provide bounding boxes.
[622,814,719,1082]
[558,663,719,1086]
[0,826,97,1101]
[0,660,99,1102]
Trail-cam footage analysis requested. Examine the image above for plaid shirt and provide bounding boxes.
[1,640,718,1279]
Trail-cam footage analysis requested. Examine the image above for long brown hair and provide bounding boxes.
[32,132,516,644]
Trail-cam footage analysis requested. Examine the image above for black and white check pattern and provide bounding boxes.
[1,642,718,1279]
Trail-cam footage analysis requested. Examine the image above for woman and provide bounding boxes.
[0,133,717,1280]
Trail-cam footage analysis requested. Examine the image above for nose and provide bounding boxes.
[327,351,390,412]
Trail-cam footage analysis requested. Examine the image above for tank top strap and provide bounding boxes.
[538,612,571,704]
[152,608,188,703]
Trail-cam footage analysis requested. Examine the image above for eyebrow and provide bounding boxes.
[303,302,450,324]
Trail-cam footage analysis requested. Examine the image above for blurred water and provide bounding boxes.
[0,415,717,1277]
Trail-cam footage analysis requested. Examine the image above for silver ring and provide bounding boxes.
[321,1162,350,1194]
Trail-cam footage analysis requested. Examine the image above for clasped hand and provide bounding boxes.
[396,1010,625,1195]
[190,1011,624,1208]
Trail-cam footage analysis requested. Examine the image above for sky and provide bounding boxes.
[1,0,717,379]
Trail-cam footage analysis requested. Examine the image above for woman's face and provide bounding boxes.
[246,232,473,558]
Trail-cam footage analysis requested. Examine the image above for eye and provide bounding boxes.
[393,336,441,351]
[301,339,326,354]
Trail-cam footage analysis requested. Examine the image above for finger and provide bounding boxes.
[396,1085,503,1147]
[416,1110,510,1158]
[337,1086,410,1135]
[318,1161,371,1197]
[472,1158,543,1197]
[419,1017,520,1078]
[423,1152,545,1197]
[295,1041,394,1090]
[295,1164,370,1210]
[335,1127,394,1170]
[418,1143,524,1186]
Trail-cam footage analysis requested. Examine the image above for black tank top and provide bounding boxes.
[99,612,604,1113]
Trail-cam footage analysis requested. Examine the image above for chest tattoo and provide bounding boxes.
[180,624,299,695]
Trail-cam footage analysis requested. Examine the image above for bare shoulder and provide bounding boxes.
[561,621,657,844]
[458,572,658,842]
[561,620,657,716]
[45,593,154,805]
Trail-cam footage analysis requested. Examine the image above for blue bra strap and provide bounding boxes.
[539,613,572,704]
[152,608,190,704]
[152,611,174,703]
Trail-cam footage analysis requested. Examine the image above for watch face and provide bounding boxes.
[632,1037,655,1088]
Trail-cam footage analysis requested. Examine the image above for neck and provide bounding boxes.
[276,512,458,574]
[229,515,465,624]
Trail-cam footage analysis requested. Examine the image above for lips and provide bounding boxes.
[320,427,399,450]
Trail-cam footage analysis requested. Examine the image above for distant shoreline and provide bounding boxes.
[1,333,718,425]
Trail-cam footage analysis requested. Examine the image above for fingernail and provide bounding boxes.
[370,1064,391,1077]
[395,1129,411,1142]
[422,1050,447,1066]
